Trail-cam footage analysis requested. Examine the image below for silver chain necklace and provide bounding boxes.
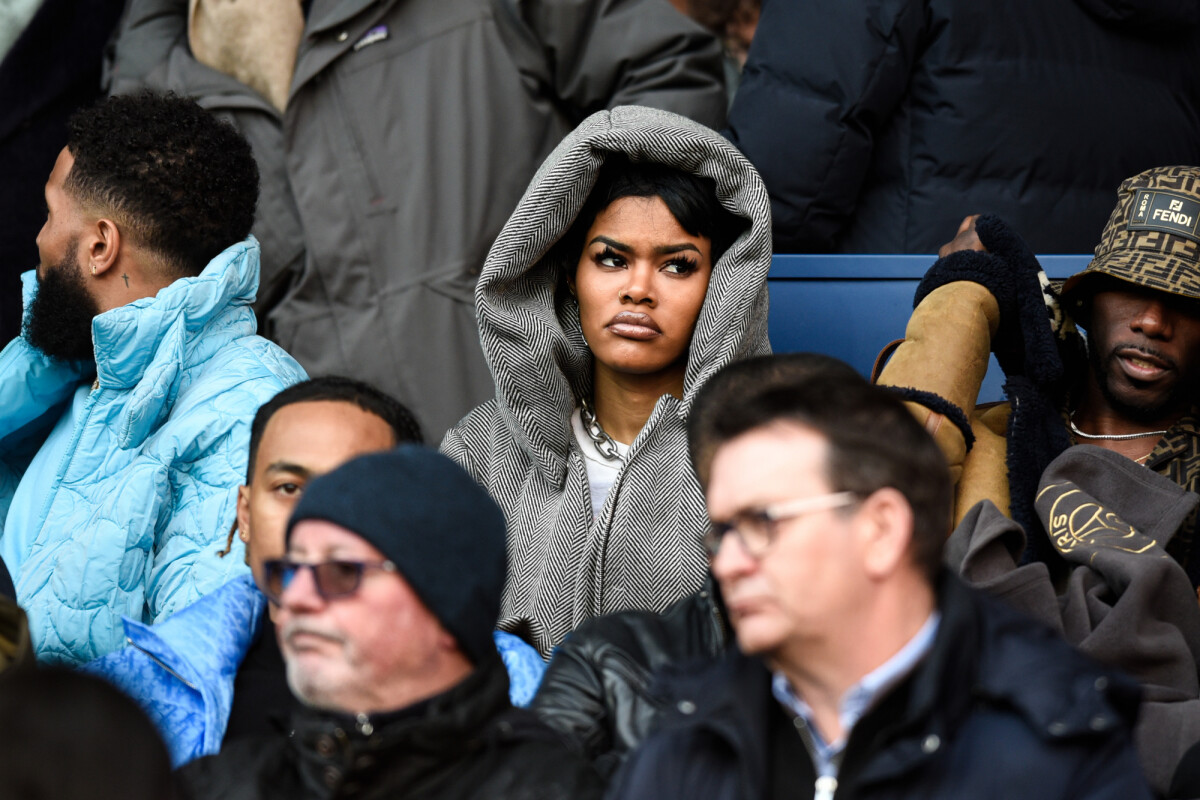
[1068,412,1167,442]
[579,396,622,460]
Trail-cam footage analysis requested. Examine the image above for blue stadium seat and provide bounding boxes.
[766,254,1092,402]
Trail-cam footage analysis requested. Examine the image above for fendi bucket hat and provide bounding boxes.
[1062,166,1200,305]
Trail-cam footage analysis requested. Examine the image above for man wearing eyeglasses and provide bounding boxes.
[180,446,602,800]
[609,356,1150,800]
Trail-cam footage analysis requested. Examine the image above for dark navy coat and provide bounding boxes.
[726,0,1200,254]
[609,574,1152,800]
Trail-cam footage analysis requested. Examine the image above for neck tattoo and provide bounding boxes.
[1068,412,1168,442]
[121,273,130,288]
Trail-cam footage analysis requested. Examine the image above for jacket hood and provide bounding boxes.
[475,106,772,480]
[1072,0,1200,32]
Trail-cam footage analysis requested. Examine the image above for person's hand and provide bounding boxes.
[938,215,987,258]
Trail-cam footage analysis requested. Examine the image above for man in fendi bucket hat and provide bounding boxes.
[873,166,1200,795]
[1058,166,1200,544]
[878,165,1200,573]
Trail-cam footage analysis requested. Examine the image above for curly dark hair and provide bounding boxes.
[65,91,259,278]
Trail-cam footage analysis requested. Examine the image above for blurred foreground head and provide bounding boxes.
[0,667,175,799]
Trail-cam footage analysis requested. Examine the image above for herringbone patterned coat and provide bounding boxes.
[442,107,772,656]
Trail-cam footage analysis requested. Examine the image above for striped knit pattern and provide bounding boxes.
[441,106,773,656]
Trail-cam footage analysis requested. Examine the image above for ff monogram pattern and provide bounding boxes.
[1066,166,1200,300]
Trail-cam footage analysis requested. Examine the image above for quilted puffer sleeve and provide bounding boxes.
[724,0,924,251]
[144,420,253,624]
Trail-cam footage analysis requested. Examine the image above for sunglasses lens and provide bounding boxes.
[261,559,290,601]
[314,561,363,597]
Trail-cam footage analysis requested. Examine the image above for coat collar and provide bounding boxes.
[288,654,515,792]
[659,572,1141,790]
[91,236,261,390]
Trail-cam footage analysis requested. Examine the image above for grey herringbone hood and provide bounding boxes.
[475,105,772,484]
[443,106,771,655]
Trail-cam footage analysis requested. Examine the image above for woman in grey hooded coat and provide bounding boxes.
[441,106,772,657]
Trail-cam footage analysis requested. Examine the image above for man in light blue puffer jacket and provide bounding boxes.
[0,91,305,664]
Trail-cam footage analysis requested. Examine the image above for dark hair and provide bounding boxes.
[688,354,952,582]
[0,667,175,799]
[246,376,424,483]
[688,353,864,487]
[65,90,259,278]
[559,154,746,270]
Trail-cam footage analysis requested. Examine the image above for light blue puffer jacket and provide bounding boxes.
[86,575,549,766]
[0,238,305,664]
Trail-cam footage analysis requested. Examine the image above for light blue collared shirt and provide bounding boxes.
[771,611,941,785]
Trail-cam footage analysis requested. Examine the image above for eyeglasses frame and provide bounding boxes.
[704,490,860,559]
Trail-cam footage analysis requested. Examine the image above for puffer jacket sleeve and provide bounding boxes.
[144,418,253,624]
[501,0,727,129]
[724,0,924,251]
[0,337,86,509]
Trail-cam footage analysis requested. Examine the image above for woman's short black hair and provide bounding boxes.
[560,155,747,269]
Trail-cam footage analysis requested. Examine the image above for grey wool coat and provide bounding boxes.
[441,106,772,657]
[106,0,727,438]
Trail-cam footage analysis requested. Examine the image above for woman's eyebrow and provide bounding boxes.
[654,243,701,255]
[587,235,631,251]
[586,236,701,257]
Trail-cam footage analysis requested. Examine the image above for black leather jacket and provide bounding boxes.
[180,656,603,799]
[531,578,730,777]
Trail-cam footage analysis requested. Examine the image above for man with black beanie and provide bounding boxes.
[179,446,602,800]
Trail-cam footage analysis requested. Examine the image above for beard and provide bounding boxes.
[25,244,99,362]
[1087,341,1198,426]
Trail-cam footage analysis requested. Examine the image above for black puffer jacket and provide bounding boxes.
[726,0,1200,254]
[179,657,602,800]
[531,578,730,777]
[609,574,1152,800]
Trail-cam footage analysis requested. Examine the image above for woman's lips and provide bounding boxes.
[607,311,662,340]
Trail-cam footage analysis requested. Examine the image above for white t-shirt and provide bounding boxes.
[571,407,630,521]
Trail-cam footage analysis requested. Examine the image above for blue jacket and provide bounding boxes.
[0,238,305,664]
[86,575,549,766]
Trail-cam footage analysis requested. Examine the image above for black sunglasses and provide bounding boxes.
[258,558,397,603]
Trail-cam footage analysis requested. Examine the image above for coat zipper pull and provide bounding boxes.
[814,775,838,800]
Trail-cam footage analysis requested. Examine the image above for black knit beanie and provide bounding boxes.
[285,445,507,665]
